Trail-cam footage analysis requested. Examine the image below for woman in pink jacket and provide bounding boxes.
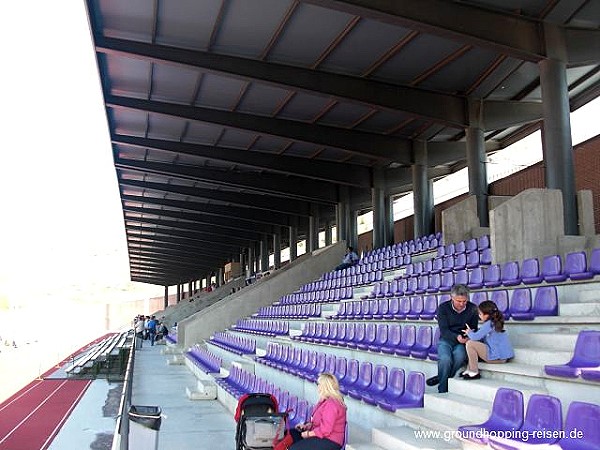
[290,372,347,449]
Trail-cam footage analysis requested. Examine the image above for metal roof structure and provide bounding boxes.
[85,0,600,286]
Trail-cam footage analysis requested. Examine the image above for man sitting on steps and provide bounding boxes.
[426,284,479,393]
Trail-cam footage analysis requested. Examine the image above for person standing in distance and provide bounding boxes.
[427,284,479,393]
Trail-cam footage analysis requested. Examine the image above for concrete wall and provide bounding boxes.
[177,241,346,348]
[441,195,480,244]
[490,188,565,264]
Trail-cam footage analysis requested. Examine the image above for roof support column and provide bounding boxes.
[372,168,386,250]
[325,220,332,246]
[247,245,255,277]
[164,285,169,309]
[289,217,298,262]
[539,27,577,234]
[412,140,434,238]
[308,204,320,253]
[336,186,350,243]
[273,227,281,269]
[260,237,269,272]
[384,193,395,246]
[348,209,358,251]
[176,284,181,303]
[467,99,489,227]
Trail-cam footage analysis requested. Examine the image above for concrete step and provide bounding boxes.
[372,425,461,450]
[577,289,600,303]
[393,407,465,433]
[514,331,578,351]
[448,377,544,405]
[346,443,386,450]
[559,302,600,316]
[424,392,490,423]
[512,347,572,365]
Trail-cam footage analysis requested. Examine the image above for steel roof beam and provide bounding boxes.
[121,202,277,235]
[113,135,372,187]
[121,194,295,227]
[127,229,248,251]
[116,158,338,204]
[106,95,411,164]
[97,36,466,127]
[120,179,311,216]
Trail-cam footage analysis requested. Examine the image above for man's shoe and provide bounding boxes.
[426,375,439,386]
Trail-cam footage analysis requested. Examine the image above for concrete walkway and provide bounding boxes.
[131,343,236,450]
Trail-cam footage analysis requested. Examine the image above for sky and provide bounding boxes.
[0,2,598,306]
[0,2,160,307]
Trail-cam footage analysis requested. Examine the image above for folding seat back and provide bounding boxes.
[358,323,377,350]
[373,324,388,349]
[445,243,455,256]
[454,252,467,270]
[413,261,424,277]
[501,261,521,286]
[344,323,356,344]
[404,263,414,278]
[396,325,416,356]
[455,240,466,254]
[442,255,455,272]
[591,248,600,274]
[348,362,373,398]
[381,367,405,400]
[490,290,510,318]
[407,295,424,320]
[564,251,593,280]
[431,257,443,273]
[520,395,562,440]
[416,274,429,294]
[422,259,433,274]
[466,250,480,269]
[422,295,438,320]
[426,273,441,293]
[325,354,336,374]
[570,330,600,367]
[351,323,366,347]
[439,271,454,292]
[405,277,418,294]
[334,357,347,382]
[521,257,543,284]
[397,296,411,319]
[403,371,425,407]
[478,235,490,250]
[533,286,558,316]
[454,268,468,286]
[556,401,600,450]
[385,297,399,319]
[429,327,441,361]
[381,324,401,354]
[375,298,388,319]
[466,238,478,252]
[542,254,567,283]
[484,264,501,287]
[365,364,388,399]
[470,291,487,306]
[509,288,534,320]
[340,359,360,394]
[467,267,484,289]
[278,390,290,413]
[411,326,433,359]
[480,247,492,265]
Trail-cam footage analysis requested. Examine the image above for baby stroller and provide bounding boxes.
[234,393,288,450]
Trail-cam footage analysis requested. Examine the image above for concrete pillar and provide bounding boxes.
[384,194,395,246]
[308,204,320,252]
[539,28,577,235]
[260,237,269,272]
[412,140,434,237]
[164,285,169,308]
[289,217,298,262]
[248,246,255,276]
[467,99,489,227]
[348,209,358,250]
[273,227,281,269]
[176,284,181,303]
[217,268,223,286]
[325,220,332,246]
[336,186,350,242]
[372,168,386,250]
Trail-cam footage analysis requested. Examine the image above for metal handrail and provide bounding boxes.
[111,329,136,450]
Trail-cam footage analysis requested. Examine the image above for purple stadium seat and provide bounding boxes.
[378,371,424,411]
[454,268,468,286]
[348,362,373,400]
[370,324,388,352]
[334,357,347,382]
[455,240,466,254]
[521,257,543,284]
[458,388,524,445]
[415,275,429,294]
[324,354,336,374]
[580,368,600,382]
[509,288,534,320]
[428,327,440,361]
[348,323,366,350]
[395,325,416,357]
[405,277,418,295]
[591,248,600,274]
[552,401,600,450]
[442,255,455,272]
[403,263,414,278]
[422,259,433,274]
[478,235,490,249]
[467,267,484,289]
[426,273,441,293]
[454,253,467,270]
[331,302,347,320]
[501,261,521,286]
[466,238,478,252]
[396,296,411,320]
[357,323,377,351]
[439,271,454,292]
[564,251,594,280]
[287,397,303,428]
[375,368,405,410]
[362,300,377,320]
[383,297,399,320]
[471,291,487,306]
[466,250,480,269]
[407,296,424,320]
[373,298,388,320]
[490,290,510,319]
[533,286,558,316]
[488,394,562,449]
[361,365,388,405]
[431,257,443,274]
[480,247,492,265]
[412,261,424,277]
[484,264,502,288]
[544,330,600,378]
[381,324,401,354]
[339,359,360,395]
[421,295,438,320]
[542,254,567,283]
[411,326,433,359]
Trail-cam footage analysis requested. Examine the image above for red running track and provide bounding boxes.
[0,378,91,450]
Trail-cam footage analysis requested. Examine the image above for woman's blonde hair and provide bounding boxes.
[317,372,345,406]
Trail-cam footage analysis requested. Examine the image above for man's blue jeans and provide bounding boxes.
[437,339,467,393]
